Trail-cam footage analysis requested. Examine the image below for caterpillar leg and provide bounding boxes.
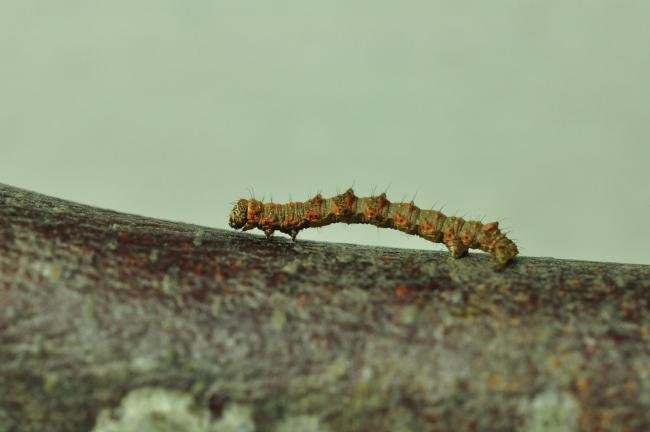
[264,228,275,239]
[447,245,469,259]
[278,228,300,241]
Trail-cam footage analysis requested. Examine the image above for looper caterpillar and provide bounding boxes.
[229,189,518,268]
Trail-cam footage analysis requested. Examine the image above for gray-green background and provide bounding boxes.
[2,2,649,265]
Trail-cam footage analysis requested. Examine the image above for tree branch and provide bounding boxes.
[1,183,649,432]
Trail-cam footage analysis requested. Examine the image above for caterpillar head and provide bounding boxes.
[229,199,249,229]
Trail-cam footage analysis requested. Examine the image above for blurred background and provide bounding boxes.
[1,1,648,265]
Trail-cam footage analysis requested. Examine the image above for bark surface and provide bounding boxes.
[1,183,649,432]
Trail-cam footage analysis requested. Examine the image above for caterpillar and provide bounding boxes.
[228,189,518,268]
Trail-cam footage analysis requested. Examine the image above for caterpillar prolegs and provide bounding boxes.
[229,189,518,268]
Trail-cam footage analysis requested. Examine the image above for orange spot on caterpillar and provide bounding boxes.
[306,210,321,222]
[331,189,357,217]
[394,212,409,228]
[364,205,377,219]
[443,228,455,242]
[363,193,390,222]
[229,190,518,268]
[459,221,481,247]
[419,219,434,235]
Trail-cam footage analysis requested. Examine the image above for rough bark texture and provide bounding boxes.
[1,183,649,432]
